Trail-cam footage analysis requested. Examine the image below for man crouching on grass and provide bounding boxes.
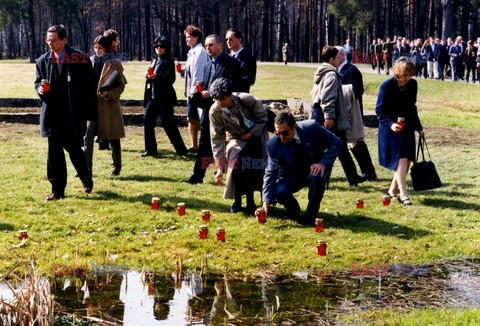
[35,25,98,201]
[262,112,342,225]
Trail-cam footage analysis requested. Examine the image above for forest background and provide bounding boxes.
[0,0,479,64]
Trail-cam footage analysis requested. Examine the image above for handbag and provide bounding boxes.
[143,80,152,108]
[410,135,442,191]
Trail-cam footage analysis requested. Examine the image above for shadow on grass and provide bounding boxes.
[82,191,232,212]
[114,174,177,182]
[421,198,480,211]
[324,213,431,239]
[0,223,15,231]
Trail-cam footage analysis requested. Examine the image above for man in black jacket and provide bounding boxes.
[185,34,240,184]
[35,25,98,201]
[225,28,256,93]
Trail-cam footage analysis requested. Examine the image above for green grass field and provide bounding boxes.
[1,60,479,323]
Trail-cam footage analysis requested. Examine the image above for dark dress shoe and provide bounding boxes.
[140,151,158,157]
[230,201,242,213]
[111,168,121,176]
[45,193,64,201]
[349,175,367,186]
[362,173,377,181]
[80,176,94,193]
[184,176,203,184]
[245,205,257,216]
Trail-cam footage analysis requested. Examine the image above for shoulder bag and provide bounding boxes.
[410,135,442,191]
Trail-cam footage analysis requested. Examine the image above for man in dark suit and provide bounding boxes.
[185,34,240,184]
[435,38,447,81]
[34,25,97,201]
[225,28,256,93]
[449,38,463,82]
[262,112,342,224]
[425,36,437,79]
[336,46,377,181]
[382,37,394,75]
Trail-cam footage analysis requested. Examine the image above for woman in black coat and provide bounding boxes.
[375,57,425,205]
[141,37,188,157]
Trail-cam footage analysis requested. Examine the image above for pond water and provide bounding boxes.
[25,259,480,324]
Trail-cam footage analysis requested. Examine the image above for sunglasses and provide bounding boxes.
[154,45,164,49]
[274,130,290,137]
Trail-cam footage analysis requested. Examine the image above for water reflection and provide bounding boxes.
[49,259,480,325]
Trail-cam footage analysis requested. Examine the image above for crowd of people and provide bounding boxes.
[367,35,480,83]
[35,24,427,225]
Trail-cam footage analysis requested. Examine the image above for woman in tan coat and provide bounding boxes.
[84,35,127,176]
[209,78,268,215]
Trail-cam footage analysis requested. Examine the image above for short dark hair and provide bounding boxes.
[226,28,243,43]
[274,112,296,128]
[209,78,233,99]
[103,29,119,43]
[184,25,203,43]
[320,46,338,63]
[154,36,172,57]
[93,35,111,53]
[46,25,66,40]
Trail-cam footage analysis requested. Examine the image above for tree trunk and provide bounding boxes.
[137,0,142,61]
[145,0,151,61]
[441,0,452,40]
[27,0,36,62]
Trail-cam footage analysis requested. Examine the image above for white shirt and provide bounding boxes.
[230,47,244,59]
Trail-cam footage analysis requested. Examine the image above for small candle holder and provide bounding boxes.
[382,195,391,207]
[317,240,327,256]
[199,225,208,240]
[356,198,364,209]
[41,79,50,94]
[216,227,226,242]
[196,81,203,93]
[397,117,405,131]
[18,230,28,241]
[314,218,324,233]
[147,67,154,76]
[177,202,186,216]
[202,209,211,223]
[255,208,267,224]
[176,63,182,72]
[151,196,160,210]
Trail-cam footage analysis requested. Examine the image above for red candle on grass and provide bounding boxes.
[199,225,208,240]
[315,218,324,233]
[216,227,226,242]
[255,208,267,224]
[317,240,327,256]
[177,202,186,216]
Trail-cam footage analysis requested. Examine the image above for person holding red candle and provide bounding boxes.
[141,36,188,158]
[35,25,97,201]
[375,57,425,206]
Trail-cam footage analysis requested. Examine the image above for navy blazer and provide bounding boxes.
[200,52,240,125]
[34,44,98,139]
[340,62,364,112]
[425,43,436,61]
[262,120,342,204]
[234,49,257,92]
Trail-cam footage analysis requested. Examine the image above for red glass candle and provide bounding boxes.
[216,227,226,242]
[18,230,28,241]
[147,67,154,76]
[397,117,405,131]
[196,81,203,93]
[176,63,182,72]
[202,209,211,223]
[314,218,324,233]
[199,225,208,240]
[255,208,267,224]
[382,195,391,207]
[41,79,50,94]
[177,202,186,216]
[151,196,160,210]
[317,240,327,256]
[356,198,364,209]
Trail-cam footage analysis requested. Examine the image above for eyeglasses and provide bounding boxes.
[225,37,234,42]
[154,45,164,49]
[274,130,291,137]
[46,38,60,44]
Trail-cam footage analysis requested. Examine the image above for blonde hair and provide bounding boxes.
[392,56,416,77]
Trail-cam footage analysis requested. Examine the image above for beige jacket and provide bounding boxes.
[342,84,365,143]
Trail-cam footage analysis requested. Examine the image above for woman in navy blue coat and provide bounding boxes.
[375,57,425,205]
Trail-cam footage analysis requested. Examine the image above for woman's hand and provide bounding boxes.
[146,72,156,80]
[418,130,425,138]
[240,133,252,141]
[324,118,335,130]
[391,123,403,132]
[215,169,223,185]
